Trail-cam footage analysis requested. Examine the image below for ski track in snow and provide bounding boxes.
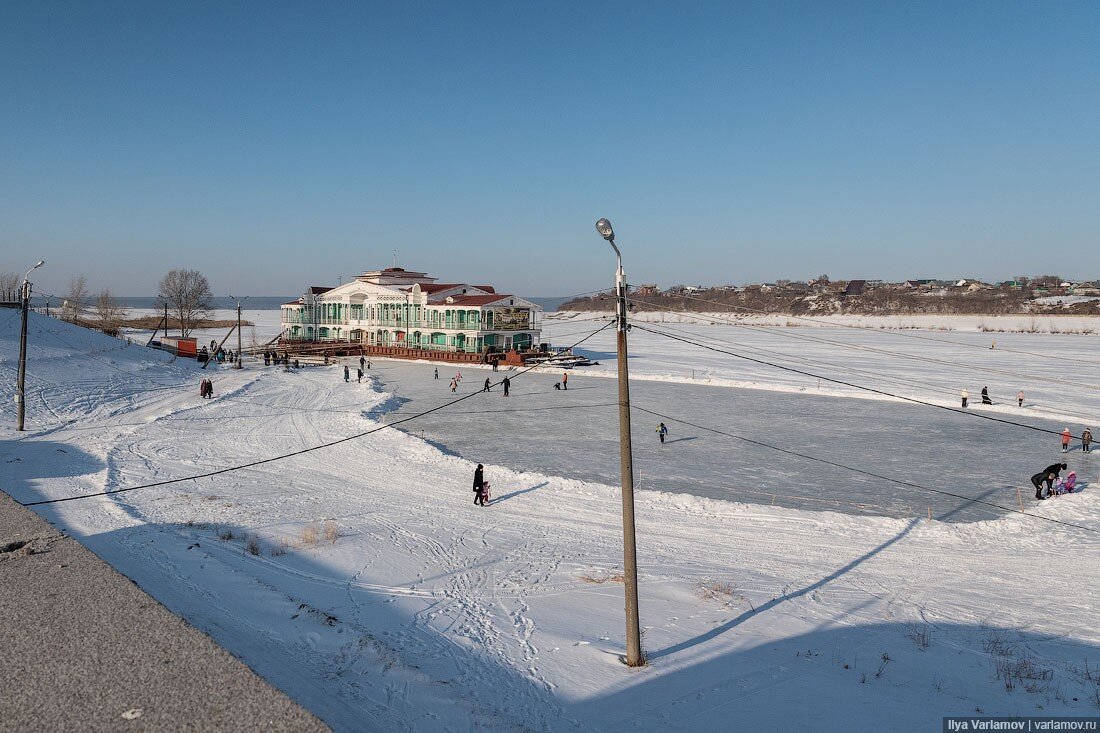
[5,312,1100,731]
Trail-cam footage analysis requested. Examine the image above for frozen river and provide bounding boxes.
[364,358,1092,523]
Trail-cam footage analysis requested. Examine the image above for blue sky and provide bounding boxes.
[1,1,1097,297]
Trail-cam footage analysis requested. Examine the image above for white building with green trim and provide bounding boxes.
[280,267,543,354]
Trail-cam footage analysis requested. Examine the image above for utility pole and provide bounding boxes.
[165,301,169,338]
[16,260,44,431]
[236,300,243,368]
[595,218,643,666]
[229,296,248,369]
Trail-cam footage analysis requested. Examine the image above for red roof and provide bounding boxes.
[445,294,512,306]
[282,299,302,306]
[473,285,496,293]
[415,283,462,293]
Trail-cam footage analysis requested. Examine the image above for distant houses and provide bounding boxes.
[578,275,1099,309]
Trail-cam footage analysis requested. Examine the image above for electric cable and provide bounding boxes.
[633,322,1088,443]
[631,404,1100,535]
[616,288,1100,366]
[625,297,1100,393]
[621,316,1100,424]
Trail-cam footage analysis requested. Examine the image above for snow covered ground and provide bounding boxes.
[4,309,1100,731]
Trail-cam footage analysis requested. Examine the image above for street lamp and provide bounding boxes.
[16,260,45,431]
[595,218,644,667]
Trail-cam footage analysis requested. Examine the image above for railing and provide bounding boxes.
[281,318,537,332]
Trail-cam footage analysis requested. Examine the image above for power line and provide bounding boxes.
[630,404,1100,536]
[625,297,1100,394]
[20,322,613,507]
[619,316,1100,424]
[621,288,1100,367]
[632,323,1086,443]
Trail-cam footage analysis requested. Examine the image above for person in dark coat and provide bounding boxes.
[483,377,491,392]
[360,355,366,371]
[1032,462,1068,500]
[357,368,363,383]
[981,386,992,405]
[473,464,485,506]
[502,376,510,397]
[344,365,350,382]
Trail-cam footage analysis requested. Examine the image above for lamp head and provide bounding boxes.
[595,218,615,242]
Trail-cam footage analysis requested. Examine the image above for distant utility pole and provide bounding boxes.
[16,260,45,431]
[230,296,248,369]
[595,218,644,667]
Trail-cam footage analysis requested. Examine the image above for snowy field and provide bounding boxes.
[4,309,1100,731]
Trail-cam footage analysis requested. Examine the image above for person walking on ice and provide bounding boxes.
[450,377,458,393]
[961,389,969,408]
[357,368,363,383]
[502,376,510,397]
[1062,428,1072,453]
[1083,428,1093,453]
[656,422,668,443]
[434,367,439,380]
[343,365,350,382]
[981,386,992,405]
[1018,390,1025,407]
[483,377,491,392]
[561,371,568,390]
[360,355,365,371]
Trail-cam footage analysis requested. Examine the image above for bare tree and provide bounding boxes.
[158,268,212,336]
[62,275,89,321]
[93,290,128,334]
[0,272,19,302]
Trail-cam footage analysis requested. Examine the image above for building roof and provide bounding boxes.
[282,299,303,306]
[472,285,496,293]
[309,286,333,294]
[444,294,512,306]
[843,279,866,296]
[415,283,463,293]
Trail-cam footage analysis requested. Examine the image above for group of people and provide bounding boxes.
[1060,427,1093,453]
[472,464,491,506]
[959,386,997,407]
[199,345,236,364]
[481,376,512,396]
[1031,462,1078,500]
[198,378,214,399]
[263,350,291,366]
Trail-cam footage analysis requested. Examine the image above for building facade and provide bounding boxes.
[281,267,542,354]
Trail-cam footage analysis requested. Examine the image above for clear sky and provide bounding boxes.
[1,1,1097,298]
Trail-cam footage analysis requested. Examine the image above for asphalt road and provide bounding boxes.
[0,491,328,732]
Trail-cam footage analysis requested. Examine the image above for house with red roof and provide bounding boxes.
[280,267,542,354]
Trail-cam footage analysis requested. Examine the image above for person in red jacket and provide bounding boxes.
[1061,428,1072,453]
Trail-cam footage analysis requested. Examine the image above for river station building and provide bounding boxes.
[280,267,543,355]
